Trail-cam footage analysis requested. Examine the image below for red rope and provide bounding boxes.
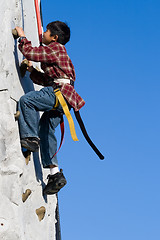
[52,118,65,159]
[34,0,42,44]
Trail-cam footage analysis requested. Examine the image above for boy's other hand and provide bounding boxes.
[27,61,34,72]
[15,27,26,37]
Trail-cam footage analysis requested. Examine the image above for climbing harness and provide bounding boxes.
[52,93,59,110]
[51,85,78,159]
[52,78,78,143]
[54,88,78,142]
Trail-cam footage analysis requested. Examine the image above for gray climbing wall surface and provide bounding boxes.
[0,0,58,239]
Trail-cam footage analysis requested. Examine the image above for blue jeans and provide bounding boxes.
[18,87,63,168]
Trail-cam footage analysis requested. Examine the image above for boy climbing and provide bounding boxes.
[15,21,85,195]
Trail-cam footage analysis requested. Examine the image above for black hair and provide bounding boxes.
[47,21,70,45]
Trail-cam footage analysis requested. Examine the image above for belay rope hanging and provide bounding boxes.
[34,0,104,160]
[34,0,42,44]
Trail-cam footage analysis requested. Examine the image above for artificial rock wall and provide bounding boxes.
[0,1,58,239]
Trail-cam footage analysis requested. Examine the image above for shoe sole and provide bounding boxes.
[43,180,67,195]
[21,140,39,152]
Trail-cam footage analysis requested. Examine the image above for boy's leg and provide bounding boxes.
[39,110,67,195]
[18,87,57,151]
[38,110,62,168]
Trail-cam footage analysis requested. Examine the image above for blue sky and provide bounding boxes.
[41,1,160,239]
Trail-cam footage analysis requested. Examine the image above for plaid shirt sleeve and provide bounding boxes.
[30,68,55,86]
[30,68,48,86]
[18,38,59,63]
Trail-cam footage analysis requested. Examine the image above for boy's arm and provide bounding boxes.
[15,27,58,63]
[18,38,58,63]
[30,68,49,86]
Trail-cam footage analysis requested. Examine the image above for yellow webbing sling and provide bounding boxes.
[54,88,79,141]
[52,93,59,110]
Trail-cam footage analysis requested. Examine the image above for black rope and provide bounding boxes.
[74,110,104,160]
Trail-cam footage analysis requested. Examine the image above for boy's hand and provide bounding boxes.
[15,27,26,37]
[27,61,34,72]
[21,59,33,73]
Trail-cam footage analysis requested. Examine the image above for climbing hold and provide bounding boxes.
[36,206,46,221]
[20,59,29,77]
[0,218,9,232]
[19,173,23,178]
[12,28,19,39]
[22,189,32,202]
[14,110,20,121]
[22,150,31,165]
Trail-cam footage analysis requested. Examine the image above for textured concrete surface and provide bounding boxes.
[0,1,57,239]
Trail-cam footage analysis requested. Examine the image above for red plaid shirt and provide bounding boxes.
[18,38,85,111]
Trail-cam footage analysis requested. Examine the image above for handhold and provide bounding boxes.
[20,59,29,77]
[23,150,31,165]
[12,28,19,39]
[14,110,20,121]
[22,189,31,202]
[36,206,46,221]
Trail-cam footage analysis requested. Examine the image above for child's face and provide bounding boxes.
[42,29,58,45]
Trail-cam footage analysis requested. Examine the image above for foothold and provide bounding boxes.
[14,110,20,121]
[20,59,29,77]
[22,189,32,202]
[19,173,23,178]
[36,206,46,221]
[23,150,31,165]
[0,218,9,232]
[12,28,19,39]
[22,189,31,202]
